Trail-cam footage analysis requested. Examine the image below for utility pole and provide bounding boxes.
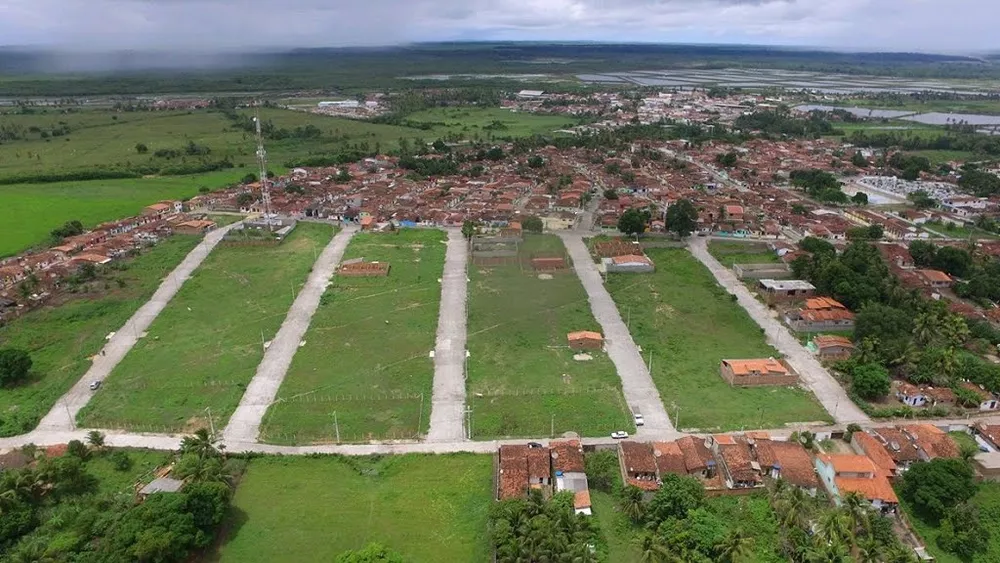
[205,407,216,440]
[333,411,340,443]
[672,402,680,430]
[65,403,75,430]
[253,105,274,232]
[464,406,473,440]
[550,413,555,438]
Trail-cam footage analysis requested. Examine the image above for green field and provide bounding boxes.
[0,170,244,257]
[467,234,631,438]
[707,240,781,268]
[213,454,492,563]
[0,235,202,436]
[404,107,578,139]
[924,221,1000,240]
[606,248,830,431]
[837,98,1000,115]
[260,229,445,444]
[78,223,333,432]
[904,482,1000,563]
[907,149,977,165]
[86,448,174,496]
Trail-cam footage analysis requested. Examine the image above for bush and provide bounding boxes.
[851,363,891,400]
[0,348,32,386]
[67,440,90,461]
[111,451,133,471]
[900,458,977,520]
[584,451,618,493]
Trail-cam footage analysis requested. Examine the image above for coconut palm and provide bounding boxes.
[179,428,220,459]
[637,532,671,563]
[818,510,853,545]
[85,430,105,450]
[912,311,943,347]
[805,538,851,563]
[621,484,646,524]
[715,527,755,563]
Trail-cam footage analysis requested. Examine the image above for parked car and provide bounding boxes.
[633,413,644,426]
[611,431,629,440]
[527,442,543,449]
[89,380,102,391]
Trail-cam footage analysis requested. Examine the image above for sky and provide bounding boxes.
[0,0,997,54]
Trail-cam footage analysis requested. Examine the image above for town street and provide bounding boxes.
[559,232,677,438]
[35,222,243,431]
[426,229,470,442]
[222,225,358,443]
[687,237,871,424]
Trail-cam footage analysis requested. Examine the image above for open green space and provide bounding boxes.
[0,170,243,257]
[707,240,780,268]
[837,98,1000,115]
[213,454,492,563]
[907,149,977,165]
[0,235,202,436]
[78,223,333,432]
[404,107,578,139]
[260,229,445,444]
[467,234,631,439]
[86,448,174,496]
[904,482,1000,563]
[606,248,830,431]
[924,221,1000,240]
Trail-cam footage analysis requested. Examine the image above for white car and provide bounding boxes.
[611,431,629,440]
[633,413,644,427]
[89,380,102,391]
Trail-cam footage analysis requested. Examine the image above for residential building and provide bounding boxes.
[550,440,591,516]
[757,279,816,305]
[961,382,1000,411]
[618,441,660,491]
[709,435,763,489]
[814,454,898,514]
[811,334,855,361]
[893,381,955,408]
[916,269,953,288]
[785,297,855,332]
[753,437,820,494]
[498,444,552,500]
[720,358,798,386]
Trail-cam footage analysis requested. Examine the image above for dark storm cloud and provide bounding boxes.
[0,0,997,52]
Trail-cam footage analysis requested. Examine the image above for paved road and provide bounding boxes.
[687,237,870,424]
[426,229,470,442]
[559,233,677,438]
[223,226,358,443]
[36,223,242,431]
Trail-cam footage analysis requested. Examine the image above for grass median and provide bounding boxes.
[259,229,445,444]
[78,223,334,432]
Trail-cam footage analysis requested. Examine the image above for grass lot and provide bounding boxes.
[838,98,1000,115]
[606,248,830,431]
[925,222,1000,240]
[0,235,202,436]
[86,448,173,496]
[213,454,492,563]
[260,229,445,444]
[78,223,333,432]
[0,170,243,257]
[904,482,1000,563]
[907,149,977,165]
[206,214,245,227]
[949,431,978,452]
[404,107,578,139]
[707,240,781,268]
[467,234,631,438]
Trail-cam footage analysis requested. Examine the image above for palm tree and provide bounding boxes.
[912,311,943,347]
[715,527,754,563]
[180,428,220,459]
[855,537,882,563]
[620,485,646,524]
[86,430,105,451]
[818,510,853,546]
[805,538,851,563]
[841,492,871,534]
[637,532,671,563]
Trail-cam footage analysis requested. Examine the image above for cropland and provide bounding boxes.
[466,234,631,438]
[260,229,445,444]
[77,223,334,432]
[0,235,202,436]
[214,454,492,563]
[606,248,830,431]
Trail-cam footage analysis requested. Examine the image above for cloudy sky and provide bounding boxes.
[1,0,996,53]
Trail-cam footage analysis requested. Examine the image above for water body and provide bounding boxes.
[902,112,1000,126]
[793,105,916,119]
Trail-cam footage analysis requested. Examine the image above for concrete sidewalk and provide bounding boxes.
[688,237,869,424]
[36,223,241,431]
[560,232,677,438]
[426,229,470,442]
[222,226,358,443]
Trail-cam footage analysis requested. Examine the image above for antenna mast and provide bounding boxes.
[253,105,274,231]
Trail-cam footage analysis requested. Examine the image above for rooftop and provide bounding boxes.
[759,279,816,291]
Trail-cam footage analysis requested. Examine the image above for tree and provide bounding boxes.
[664,199,698,238]
[180,428,221,460]
[135,143,149,154]
[907,190,937,210]
[899,458,977,520]
[851,191,868,205]
[620,484,646,524]
[715,527,754,563]
[521,216,543,234]
[585,451,618,492]
[851,364,891,400]
[66,440,90,461]
[851,151,868,168]
[618,208,650,237]
[937,501,989,559]
[604,188,619,200]
[799,236,836,257]
[485,147,504,161]
[235,192,254,207]
[85,431,105,451]
[646,474,704,525]
[715,151,738,168]
[461,220,477,241]
[336,543,405,563]
[0,349,32,387]
[527,155,545,168]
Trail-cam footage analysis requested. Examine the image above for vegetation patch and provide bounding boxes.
[78,223,333,431]
[707,240,781,268]
[606,248,830,430]
[260,229,445,443]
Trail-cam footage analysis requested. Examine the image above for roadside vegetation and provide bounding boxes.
[214,453,491,562]
[606,248,830,431]
[0,235,202,436]
[466,234,631,438]
[260,229,445,444]
[78,223,333,432]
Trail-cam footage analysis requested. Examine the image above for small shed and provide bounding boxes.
[138,477,185,498]
[568,331,603,350]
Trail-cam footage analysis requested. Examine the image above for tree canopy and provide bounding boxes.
[0,348,32,386]
[618,208,650,237]
[664,199,698,238]
[900,458,977,520]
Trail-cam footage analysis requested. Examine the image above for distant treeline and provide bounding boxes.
[0,158,234,185]
[2,43,999,96]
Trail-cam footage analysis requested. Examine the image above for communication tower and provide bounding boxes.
[253,105,275,230]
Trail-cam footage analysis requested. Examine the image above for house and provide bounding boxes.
[812,334,855,361]
[618,441,660,491]
[851,431,902,478]
[961,382,999,411]
[174,219,217,235]
[360,216,375,231]
[753,437,819,494]
[901,424,960,460]
[974,423,1000,451]
[142,202,173,217]
[916,269,953,288]
[710,435,763,489]
[551,440,591,516]
[893,382,955,408]
[498,444,552,500]
[720,358,798,386]
[785,298,855,332]
[567,331,603,350]
[814,454,898,514]
[756,279,815,305]
[603,254,655,273]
